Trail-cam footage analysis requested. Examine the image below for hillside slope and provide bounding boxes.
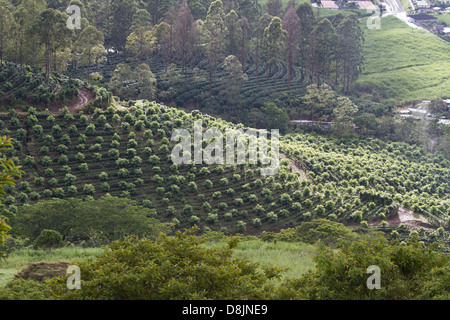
[356,16,450,101]
[0,98,448,236]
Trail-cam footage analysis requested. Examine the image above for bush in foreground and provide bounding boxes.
[48,228,281,300]
[277,236,450,300]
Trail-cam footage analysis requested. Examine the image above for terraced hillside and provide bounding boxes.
[0,100,448,236]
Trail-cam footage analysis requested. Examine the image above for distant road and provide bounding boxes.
[384,0,405,13]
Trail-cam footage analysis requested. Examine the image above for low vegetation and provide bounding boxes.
[357,16,450,102]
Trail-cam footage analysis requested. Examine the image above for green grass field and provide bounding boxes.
[203,239,316,281]
[432,13,450,25]
[356,15,450,102]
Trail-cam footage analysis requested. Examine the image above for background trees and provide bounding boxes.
[336,14,364,95]
[220,55,247,111]
[203,0,227,100]
[282,5,300,89]
[32,8,73,81]
[74,25,105,73]
[126,9,156,64]
[110,0,137,51]
[174,0,199,87]
[262,16,286,92]
[0,0,13,66]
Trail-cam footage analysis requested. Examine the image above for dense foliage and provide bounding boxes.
[10,197,171,246]
[277,235,450,300]
[49,228,281,300]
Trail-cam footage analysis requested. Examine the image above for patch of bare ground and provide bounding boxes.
[370,207,434,230]
[14,261,71,282]
[280,154,308,181]
[48,88,94,114]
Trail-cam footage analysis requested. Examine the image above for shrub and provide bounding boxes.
[217,202,228,211]
[252,218,262,228]
[43,189,53,198]
[327,214,337,221]
[203,180,213,188]
[324,200,335,210]
[85,124,96,135]
[78,163,89,173]
[187,182,197,193]
[0,279,51,300]
[58,155,69,165]
[100,182,110,192]
[280,193,292,205]
[30,191,40,201]
[266,212,278,222]
[55,188,65,198]
[40,156,52,167]
[39,146,49,155]
[315,205,326,216]
[44,168,54,177]
[190,215,201,225]
[66,186,78,197]
[224,212,233,221]
[236,221,246,232]
[33,229,63,250]
[83,184,95,195]
[64,174,77,186]
[47,229,283,299]
[206,213,219,224]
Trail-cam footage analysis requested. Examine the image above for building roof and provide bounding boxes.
[321,1,339,9]
[416,0,430,7]
[350,1,377,9]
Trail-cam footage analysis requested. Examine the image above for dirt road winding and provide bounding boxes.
[49,88,94,114]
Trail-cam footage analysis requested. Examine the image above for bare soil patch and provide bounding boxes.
[371,207,434,230]
[48,88,94,114]
[280,154,308,180]
[14,261,71,282]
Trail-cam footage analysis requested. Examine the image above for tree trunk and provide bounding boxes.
[288,50,292,90]
[209,53,213,102]
[255,41,259,86]
[45,43,50,83]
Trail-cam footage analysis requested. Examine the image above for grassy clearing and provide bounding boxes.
[0,247,102,286]
[203,240,316,281]
[357,15,450,101]
[432,13,450,25]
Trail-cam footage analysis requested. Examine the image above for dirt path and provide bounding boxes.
[280,154,308,180]
[48,88,94,114]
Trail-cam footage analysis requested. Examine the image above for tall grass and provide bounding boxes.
[203,240,316,281]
